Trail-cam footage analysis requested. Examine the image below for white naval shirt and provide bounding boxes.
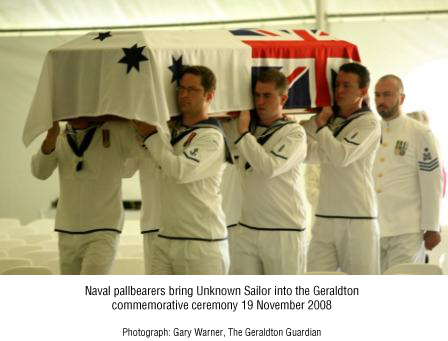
[123,157,162,233]
[373,114,443,237]
[235,121,308,230]
[138,157,162,233]
[303,109,381,218]
[144,125,227,241]
[31,121,144,233]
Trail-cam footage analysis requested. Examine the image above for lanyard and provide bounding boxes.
[66,125,98,171]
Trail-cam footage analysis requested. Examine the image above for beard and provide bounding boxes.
[377,101,400,119]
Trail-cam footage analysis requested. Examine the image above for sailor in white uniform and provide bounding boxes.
[123,156,162,275]
[229,69,308,275]
[303,63,381,275]
[219,135,243,261]
[134,65,231,275]
[32,118,144,275]
[373,75,443,273]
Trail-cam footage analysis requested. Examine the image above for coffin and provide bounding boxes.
[23,28,360,146]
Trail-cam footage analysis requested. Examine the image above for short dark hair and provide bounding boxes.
[180,65,216,93]
[339,62,370,89]
[256,69,289,94]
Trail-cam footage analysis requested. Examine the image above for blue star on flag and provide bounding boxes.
[94,31,112,41]
[168,55,184,84]
[118,44,149,74]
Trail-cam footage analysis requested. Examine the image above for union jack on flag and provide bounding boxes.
[230,28,361,108]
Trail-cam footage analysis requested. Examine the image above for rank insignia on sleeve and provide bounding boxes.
[183,132,197,147]
[423,148,432,161]
[102,129,110,148]
[394,140,408,156]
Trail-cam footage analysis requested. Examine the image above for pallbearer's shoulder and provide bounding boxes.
[358,110,380,127]
[361,109,378,119]
[285,120,306,135]
[198,126,225,137]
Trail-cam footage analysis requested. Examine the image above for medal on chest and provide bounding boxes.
[183,132,197,147]
[394,140,408,156]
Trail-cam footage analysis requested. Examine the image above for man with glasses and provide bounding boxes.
[134,65,231,275]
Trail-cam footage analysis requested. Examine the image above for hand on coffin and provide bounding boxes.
[300,107,323,126]
[132,120,157,139]
[238,110,251,135]
[424,230,441,250]
[226,111,241,119]
[282,114,292,121]
[41,121,60,154]
[315,106,333,128]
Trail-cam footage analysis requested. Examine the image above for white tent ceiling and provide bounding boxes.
[1,0,448,33]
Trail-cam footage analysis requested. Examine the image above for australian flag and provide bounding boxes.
[230,29,361,109]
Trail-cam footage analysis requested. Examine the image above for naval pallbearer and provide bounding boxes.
[228,69,308,275]
[303,62,381,275]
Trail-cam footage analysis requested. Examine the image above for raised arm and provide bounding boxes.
[236,123,306,178]
[31,121,60,179]
[315,116,380,167]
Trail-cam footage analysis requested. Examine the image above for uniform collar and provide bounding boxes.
[67,122,102,135]
[382,114,405,130]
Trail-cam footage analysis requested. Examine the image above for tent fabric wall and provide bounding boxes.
[1,5,448,224]
[0,0,315,31]
[0,35,76,224]
[2,1,447,33]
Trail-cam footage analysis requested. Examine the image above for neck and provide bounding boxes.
[182,112,209,127]
[69,121,90,130]
[382,111,401,121]
[339,102,363,118]
[260,113,283,127]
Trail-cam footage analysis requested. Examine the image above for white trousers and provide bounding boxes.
[143,232,158,275]
[229,225,306,275]
[307,217,380,275]
[58,231,120,275]
[150,237,230,275]
[380,232,425,274]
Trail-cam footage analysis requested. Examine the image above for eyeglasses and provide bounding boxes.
[176,85,203,95]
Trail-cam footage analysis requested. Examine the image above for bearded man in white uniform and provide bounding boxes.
[303,63,381,275]
[373,75,443,273]
[229,69,308,275]
[135,65,230,275]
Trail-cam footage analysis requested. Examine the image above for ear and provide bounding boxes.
[280,93,288,106]
[205,90,215,103]
[400,93,406,105]
[360,86,368,97]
